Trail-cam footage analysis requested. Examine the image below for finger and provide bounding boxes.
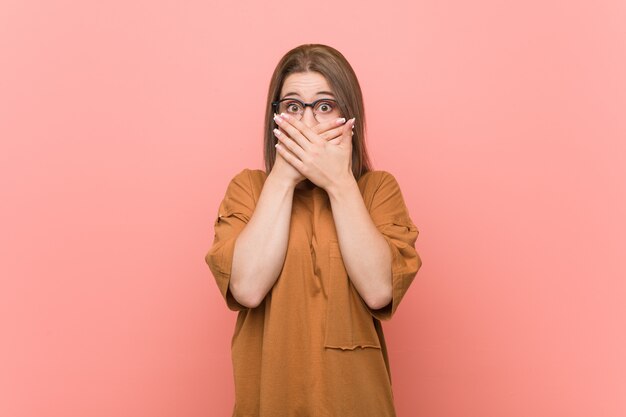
[311,117,347,135]
[328,128,353,145]
[318,125,346,142]
[274,138,297,162]
[273,113,314,151]
[327,117,354,145]
[273,127,307,160]
[275,141,305,171]
[327,136,343,145]
[340,117,356,144]
[276,112,328,147]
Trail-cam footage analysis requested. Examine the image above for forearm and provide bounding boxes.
[230,173,295,308]
[327,178,393,310]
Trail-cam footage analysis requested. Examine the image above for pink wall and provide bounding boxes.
[1,0,625,416]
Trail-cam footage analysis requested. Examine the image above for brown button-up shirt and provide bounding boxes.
[205,168,422,417]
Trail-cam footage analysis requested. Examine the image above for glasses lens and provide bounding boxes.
[278,100,304,118]
[313,100,339,120]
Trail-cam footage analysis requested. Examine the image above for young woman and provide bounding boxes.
[206,43,422,417]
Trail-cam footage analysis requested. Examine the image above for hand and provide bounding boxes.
[273,112,356,191]
[270,115,349,188]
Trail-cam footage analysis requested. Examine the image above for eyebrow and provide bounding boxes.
[282,91,335,98]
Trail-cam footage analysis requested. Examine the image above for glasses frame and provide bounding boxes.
[271,97,340,121]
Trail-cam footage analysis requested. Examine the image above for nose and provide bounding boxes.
[301,106,318,127]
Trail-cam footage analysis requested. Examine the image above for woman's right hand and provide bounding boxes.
[271,117,348,188]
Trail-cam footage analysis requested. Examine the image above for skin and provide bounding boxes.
[272,72,349,190]
[229,71,393,311]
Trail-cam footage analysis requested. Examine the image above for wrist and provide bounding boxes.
[267,171,298,191]
[326,174,358,199]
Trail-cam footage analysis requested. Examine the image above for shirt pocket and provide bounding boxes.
[323,239,382,350]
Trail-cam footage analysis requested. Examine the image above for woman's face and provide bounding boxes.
[279,71,340,128]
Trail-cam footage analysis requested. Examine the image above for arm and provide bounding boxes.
[326,177,393,311]
[229,172,296,308]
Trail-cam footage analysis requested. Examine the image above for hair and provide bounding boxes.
[263,44,373,180]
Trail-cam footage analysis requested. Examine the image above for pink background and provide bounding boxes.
[1,0,625,416]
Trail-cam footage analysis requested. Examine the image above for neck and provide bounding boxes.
[295,179,315,190]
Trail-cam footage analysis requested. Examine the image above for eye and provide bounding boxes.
[315,100,336,113]
[284,100,303,113]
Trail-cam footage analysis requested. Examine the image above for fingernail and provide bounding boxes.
[273,128,281,136]
[336,117,346,125]
[273,114,282,122]
[280,112,289,120]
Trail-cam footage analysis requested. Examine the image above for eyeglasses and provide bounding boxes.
[271,97,341,121]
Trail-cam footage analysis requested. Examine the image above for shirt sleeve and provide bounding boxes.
[366,171,422,321]
[204,168,255,312]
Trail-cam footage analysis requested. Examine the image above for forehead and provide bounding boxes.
[280,72,333,97]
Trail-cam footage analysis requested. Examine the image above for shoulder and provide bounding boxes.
[226,168,267,186]
[357,170,400,194]
[360,170,416,228]
[224,168,267,203]
[241,169,268,198]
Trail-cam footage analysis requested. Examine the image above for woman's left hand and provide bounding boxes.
[273,112,356,191]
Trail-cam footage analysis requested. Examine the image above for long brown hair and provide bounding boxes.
[263,44,373,180]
